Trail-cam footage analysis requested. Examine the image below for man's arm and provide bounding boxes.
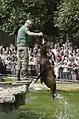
[27,31,43,36]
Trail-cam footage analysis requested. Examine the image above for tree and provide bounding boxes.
[54,0,79,42]
[0,0,58,36]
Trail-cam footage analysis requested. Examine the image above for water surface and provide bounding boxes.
[19,90,79,119]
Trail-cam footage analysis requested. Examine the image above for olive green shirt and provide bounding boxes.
[17,25,30,47]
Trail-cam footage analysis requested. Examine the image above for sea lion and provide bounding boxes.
[34,43,56,99]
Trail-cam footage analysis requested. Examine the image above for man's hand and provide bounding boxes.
[38,32,43,36]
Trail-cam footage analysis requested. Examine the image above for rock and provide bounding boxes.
[0,89,15,103]
[0,80,32,113]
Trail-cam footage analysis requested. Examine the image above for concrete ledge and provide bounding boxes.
[57,83,79,91]
[12,79,33,86]
[0,94,15,103]
[8,85,27,95]
[56,80,79,84]
[30,81,79,91]
[0,82,13,87]
[0,80,32,113]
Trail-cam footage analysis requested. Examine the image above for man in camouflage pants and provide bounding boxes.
[16,20,43,80]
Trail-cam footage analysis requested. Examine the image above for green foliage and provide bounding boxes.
[0,0,57,35]
[54,0,79,33]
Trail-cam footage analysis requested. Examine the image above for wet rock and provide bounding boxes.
[0,79,32,114]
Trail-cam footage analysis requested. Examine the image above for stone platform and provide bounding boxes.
[0,78,33,119]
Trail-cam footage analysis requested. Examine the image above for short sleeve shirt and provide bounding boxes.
[17,25,29,47]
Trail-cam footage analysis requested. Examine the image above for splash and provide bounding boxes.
[55,93,73,119]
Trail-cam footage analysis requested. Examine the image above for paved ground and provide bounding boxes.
[29,80,79,91]
[3,76,79,91]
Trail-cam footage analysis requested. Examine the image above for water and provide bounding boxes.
[55,92,79,119]
[19,90,79,119]
[55,94,72,119]
[0,110,20,119]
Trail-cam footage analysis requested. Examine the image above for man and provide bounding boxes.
[16,20,43,80]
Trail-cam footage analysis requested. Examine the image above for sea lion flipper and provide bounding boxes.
[34,69,44,83]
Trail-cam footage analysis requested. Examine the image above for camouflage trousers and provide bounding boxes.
[17,46,29,80]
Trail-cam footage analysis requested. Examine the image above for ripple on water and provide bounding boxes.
[22,90,79,119]
[55,93,75,119]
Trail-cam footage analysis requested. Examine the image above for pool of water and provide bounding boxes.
[19,90,79,119]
